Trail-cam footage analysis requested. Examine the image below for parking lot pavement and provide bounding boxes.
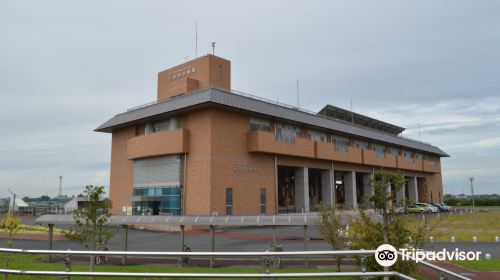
[424,242,500,258]
[1,225,498,259]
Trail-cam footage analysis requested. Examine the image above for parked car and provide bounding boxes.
[416,203,439,213]
[432,203,450,212]
[437,203,451,212]
[406,204,428,213]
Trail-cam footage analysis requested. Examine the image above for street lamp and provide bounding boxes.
[468,177,475,209]
[7,188,16,214]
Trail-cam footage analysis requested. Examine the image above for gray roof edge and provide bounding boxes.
[208,88,449,157]
[94,87,449,157]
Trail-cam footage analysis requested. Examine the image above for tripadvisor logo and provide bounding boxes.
[375,244,482,267]
[375,244,398,267]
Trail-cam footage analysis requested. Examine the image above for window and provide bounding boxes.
[260,188,266,214]
[308,130,327,142]
[403,150,414,162]
[391,147,401,156]
[250,118,271,132]
[415,153,423,160]
[429,157,438,166]
[333,135,349,152]
[374,144,385,158]
[226,188,233,215]
[276,123,299,144]
[355,140,369,150]
[145,116,179,134]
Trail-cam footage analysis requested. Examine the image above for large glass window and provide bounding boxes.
[355,140,369,150]
[250,118,271,132]
[132,187,181,215]
[145,116,179,134]
[226,188,233,215]
[260,188,266,214]
[308,130,327,142]
[403,150,414,162]
[333,135,349,152]
[374,144,386,158]
[415,153,423,160]
[391,147,401,156]
[276,123,299,144]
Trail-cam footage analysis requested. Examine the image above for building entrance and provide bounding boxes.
[278,166,296,214]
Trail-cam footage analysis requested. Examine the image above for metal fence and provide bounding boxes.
[0,248,471,279]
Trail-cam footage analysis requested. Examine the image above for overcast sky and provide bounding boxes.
[1,0,499,198]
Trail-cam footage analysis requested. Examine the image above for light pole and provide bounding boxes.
[468,177,475,209]
[7,188,16,214]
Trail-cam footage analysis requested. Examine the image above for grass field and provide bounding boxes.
[0,253,361,280]
[450,258,500,272]
[409,211,500,242]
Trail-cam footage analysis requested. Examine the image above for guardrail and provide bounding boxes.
[0,248,471,279]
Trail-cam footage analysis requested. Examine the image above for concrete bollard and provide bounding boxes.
[473,236,478,243]
[451,236,456,243]
[485,253,492,260]
[430,236,434,242]
[460,211,463,215]
[495,236,499,242]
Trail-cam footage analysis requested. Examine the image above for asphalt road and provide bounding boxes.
[2,226,499,258]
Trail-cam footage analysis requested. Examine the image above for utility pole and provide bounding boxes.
[468,177,475,209]
[7,189,16,214]
[58,176,63,198]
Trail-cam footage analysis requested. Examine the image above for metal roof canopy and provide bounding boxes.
[318,105,405,135]
[36,214,319,267]
[35,214,320,227]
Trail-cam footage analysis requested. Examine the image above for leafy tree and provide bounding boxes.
[40,195,51,201]
[71,185,113,271]
[318,203,346,272]
[1,212,21,279]
[349,171,436,276]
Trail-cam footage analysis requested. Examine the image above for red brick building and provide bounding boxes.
[96,55,448,216]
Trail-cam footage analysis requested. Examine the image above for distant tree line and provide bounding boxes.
[444,195,500,206]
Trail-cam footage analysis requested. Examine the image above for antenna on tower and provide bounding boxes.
[296,80,300,108]
[350,99,354,124]
[58,176,63,197]
[195,20,198,58]
[211,42,215,55]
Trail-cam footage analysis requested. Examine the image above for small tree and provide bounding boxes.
[71,185,113,271]
[349,171,433,276]
[318,203,346,272]
[370,171,405,243]
[1,212,21,279]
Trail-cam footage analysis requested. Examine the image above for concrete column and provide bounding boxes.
[295,167,310,213]
[362,174,373,208]
[321,169,334,208]
[408,177,418,203]
[344,171,357,210]
[396,182,405,207]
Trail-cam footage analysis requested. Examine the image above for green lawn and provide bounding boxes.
[450,258,500,272]
[409,211,500,242]
[0,253,360,280]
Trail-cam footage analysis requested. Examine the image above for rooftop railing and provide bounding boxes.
[126,86,432,146]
